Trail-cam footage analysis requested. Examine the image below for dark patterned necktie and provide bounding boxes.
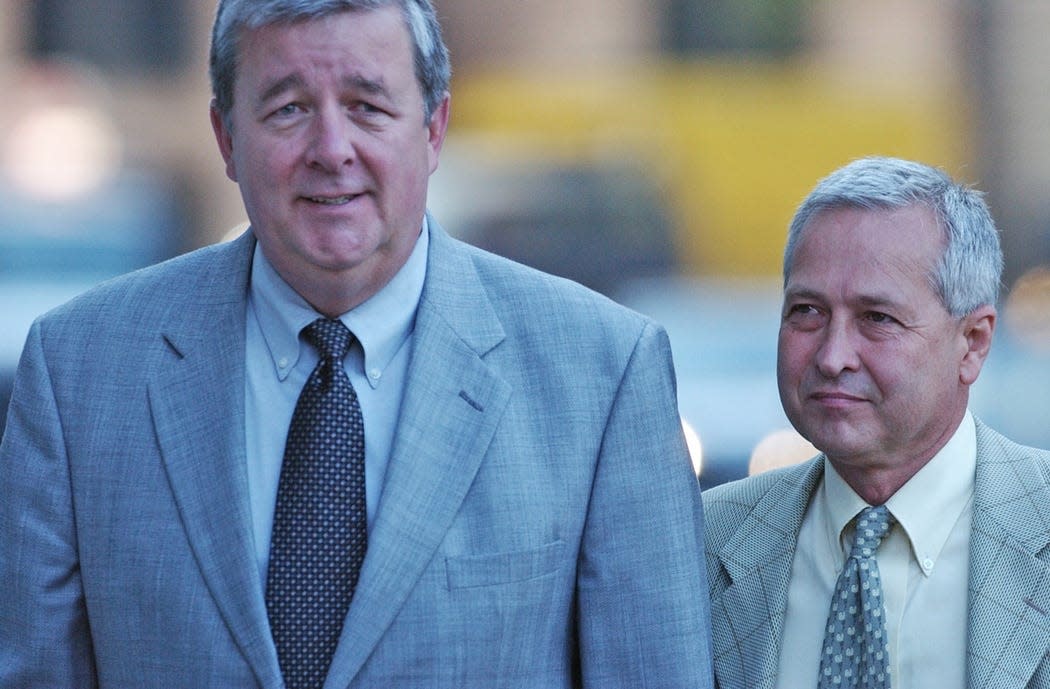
[266,317,367,689]
[818,504,894,689]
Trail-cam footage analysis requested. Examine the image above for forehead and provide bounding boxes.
[788,204,946,301]
[795,203,943,266]
[234,6,415,86]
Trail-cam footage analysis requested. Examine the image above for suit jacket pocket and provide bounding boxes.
[444,540,565,589]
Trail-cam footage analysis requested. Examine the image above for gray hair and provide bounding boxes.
[783,156,1003,317]
[210,0,450,125]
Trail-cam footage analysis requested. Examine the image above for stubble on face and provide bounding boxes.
[776,204,974,502]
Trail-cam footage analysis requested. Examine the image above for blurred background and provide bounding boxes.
[0,0,1048,487]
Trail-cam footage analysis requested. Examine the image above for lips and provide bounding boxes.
[811,390,863,400]
[304,193,360,205]
[808,389,868,409]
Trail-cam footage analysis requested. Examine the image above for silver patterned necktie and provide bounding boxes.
[818,504,893,689]
[266,317,367,689]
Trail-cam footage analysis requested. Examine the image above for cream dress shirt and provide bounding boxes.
[774,412,976,689]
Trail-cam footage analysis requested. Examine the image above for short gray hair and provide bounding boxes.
[210,0,450,125]
[783,156,1003,317]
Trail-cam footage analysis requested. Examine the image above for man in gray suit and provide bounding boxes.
[705,157,1050,689]
[0,1,713,687]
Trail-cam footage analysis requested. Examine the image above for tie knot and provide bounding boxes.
[849,504,892,559]
[304,318,352,361]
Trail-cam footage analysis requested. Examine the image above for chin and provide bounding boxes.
[799,422,872,460]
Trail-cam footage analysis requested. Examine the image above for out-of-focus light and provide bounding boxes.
[221,221,252,243]
[681,418,703,477]
[749,428,816,475]
[1004,266,1050,353]
[2,103,122,204]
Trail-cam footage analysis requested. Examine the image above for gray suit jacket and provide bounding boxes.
[704,420,1050,689]
[0,221,713,688]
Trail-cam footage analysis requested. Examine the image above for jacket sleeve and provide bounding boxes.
[576,320,714,688]
[0,320,98,688]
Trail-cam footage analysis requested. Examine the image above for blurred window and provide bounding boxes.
[662,0,810,57]
[29,0,190,73]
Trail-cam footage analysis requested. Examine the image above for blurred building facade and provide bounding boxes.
[0,0,1046,284]
[971,0,1050,287]
[1,0,1048,474]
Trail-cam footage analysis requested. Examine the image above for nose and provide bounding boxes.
[814,318,860,378]
[306,107,356,173]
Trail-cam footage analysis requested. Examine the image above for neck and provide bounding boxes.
[262,242,417,318]
[831,463,917,505]
[827,407,968,505]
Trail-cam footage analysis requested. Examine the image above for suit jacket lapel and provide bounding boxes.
[967,421,1050,689]
[711,459,824,689]
[324,221,512,685]
[149,232,282,688]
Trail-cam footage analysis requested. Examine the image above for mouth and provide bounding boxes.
[809,390,866,406]
[303,193,362,206]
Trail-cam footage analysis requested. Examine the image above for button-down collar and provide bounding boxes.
[822,411,977,577]
[249,219,429,388]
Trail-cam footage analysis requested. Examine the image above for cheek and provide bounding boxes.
[251,149,288,182]
[861,346,927,401]
[777,332,811,380]
[239,130,299,172]
[775,353,796,391]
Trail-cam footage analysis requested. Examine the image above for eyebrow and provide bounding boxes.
[784,286,903,310]
[855,294,902,309]
[254,72,392,110]
[256,73,305,109]
[783,286,819,301]
[344,73,390,98]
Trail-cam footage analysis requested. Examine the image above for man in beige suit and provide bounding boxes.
[705,156,1050,689]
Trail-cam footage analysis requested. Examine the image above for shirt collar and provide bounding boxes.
[249,217,429,387]
[821,411,977,576]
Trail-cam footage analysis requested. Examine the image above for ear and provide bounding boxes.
[210,100,238,183]
[959,304,996,385]
[425,92,451,175]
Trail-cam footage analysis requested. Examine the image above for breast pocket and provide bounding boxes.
[444,540,565,589]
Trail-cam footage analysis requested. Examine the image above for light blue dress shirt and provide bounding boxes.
[244,223,429,586]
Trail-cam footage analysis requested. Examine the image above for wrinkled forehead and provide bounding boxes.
[788,204,948,299]
[798,203,947,260]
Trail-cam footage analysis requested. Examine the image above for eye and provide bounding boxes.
[864,311,899,325]
[350,100,388,117]
[786,303,818,317]
[783,303,825,330]
[270,102,304,119]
